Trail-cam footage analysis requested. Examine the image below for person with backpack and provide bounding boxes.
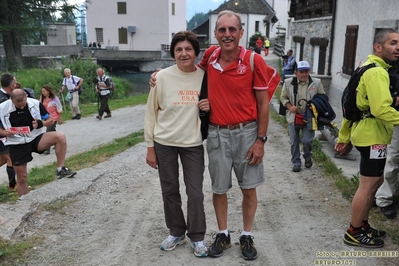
[335,28,399,248]
[196,11,279,260]
[94,68,112,120]
[280,61,325,173]
[374,57,399,219]
[60,68,83,120]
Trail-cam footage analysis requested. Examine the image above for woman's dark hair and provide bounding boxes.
[41,85,55,102]
[170,31,200,58]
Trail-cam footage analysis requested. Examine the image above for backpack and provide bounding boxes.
[98,75,115,91]
[389,59,399,110]
[65,76,83,95]
[108,76,115,91]
[341,63,376,122]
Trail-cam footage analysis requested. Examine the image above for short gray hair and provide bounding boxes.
[215,10,242,30]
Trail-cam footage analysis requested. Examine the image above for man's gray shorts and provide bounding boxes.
[206,121,265,194]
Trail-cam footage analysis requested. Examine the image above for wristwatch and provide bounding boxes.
[257,136,268,143]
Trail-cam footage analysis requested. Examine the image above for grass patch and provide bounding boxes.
[0,130,144,203]
[0,235,43,263]
[61,93,148,120]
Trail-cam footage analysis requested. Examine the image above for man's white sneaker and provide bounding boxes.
[160,235,185,251]
[190,240,208,257]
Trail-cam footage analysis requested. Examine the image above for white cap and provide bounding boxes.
[297,61,310,71]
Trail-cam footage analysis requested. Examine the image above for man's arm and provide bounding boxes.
[287,57,296,70]
[247,89,268,165]
[77,78,83,89]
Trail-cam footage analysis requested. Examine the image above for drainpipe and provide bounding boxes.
[327,0,337,76]
[246,13,250,48]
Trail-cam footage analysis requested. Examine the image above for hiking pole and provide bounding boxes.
[97,92,100,113]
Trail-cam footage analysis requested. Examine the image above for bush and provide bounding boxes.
[248,33,265,49]
[12,57,134,103]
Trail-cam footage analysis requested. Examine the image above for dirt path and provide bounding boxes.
[9,117,399,266]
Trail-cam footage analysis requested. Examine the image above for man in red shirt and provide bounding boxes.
[198,10,279,260]
[255,36,263,54]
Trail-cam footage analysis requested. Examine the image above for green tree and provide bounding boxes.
[0,0,77,71]
[187,12,209,30]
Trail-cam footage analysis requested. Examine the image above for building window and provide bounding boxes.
[117,2,127,14]
[119,27,128,44]
[95,28,104,43]
[255,21,259,32]
[342,25,359,75]
[172,3,175,15]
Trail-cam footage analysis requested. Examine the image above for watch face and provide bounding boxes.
[258,136,267,142]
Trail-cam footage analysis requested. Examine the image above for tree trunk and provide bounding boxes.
[0,0,25,71]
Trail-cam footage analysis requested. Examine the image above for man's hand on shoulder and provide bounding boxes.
[149,68,162,88]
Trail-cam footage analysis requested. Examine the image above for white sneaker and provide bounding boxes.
[160,235,185,251]
[190,240,208,257]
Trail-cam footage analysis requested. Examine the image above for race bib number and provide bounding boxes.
[9,126,31,135]
[370,144,387,159]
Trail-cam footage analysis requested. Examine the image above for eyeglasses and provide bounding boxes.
[216,27,240,34]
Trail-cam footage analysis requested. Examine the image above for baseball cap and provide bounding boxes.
[297,61,310,71]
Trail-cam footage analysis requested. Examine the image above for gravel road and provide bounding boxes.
[1,105,398,265]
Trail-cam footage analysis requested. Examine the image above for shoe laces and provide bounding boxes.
[193,240,206,248]
[165,235,178,242]
[211,233,227,246]
[240,235,255,248]
[364,226,385,238]
[350,230,375,243]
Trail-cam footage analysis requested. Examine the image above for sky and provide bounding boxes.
[67,0,224,20]
[186,0,223,20]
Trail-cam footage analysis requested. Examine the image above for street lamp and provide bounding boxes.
[235,1,239,6]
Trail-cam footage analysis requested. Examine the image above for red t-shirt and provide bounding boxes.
[198,46,280,126]
[256,39,263,48]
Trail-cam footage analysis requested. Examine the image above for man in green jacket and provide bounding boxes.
[335,28,399,248]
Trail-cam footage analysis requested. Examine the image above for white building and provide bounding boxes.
[329,0,399,107]
[208,0,280,48]
[85,0,186,51]
[46,23,77,45]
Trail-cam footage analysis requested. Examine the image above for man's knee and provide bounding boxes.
[48,131,66,141]
[241,188,256,198]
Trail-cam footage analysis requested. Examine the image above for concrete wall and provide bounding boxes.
[291,17,332,72]
[0,45,178,72]
[0,45,83,57]
[329,0,399,107]
[0,45,172,59]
